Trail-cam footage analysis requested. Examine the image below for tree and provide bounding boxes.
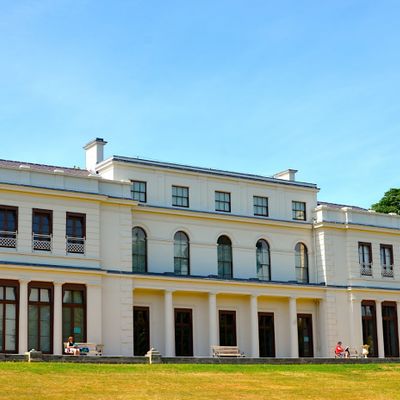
[371,188,400,215]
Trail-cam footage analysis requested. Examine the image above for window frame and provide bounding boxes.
[174,231,190,275]
[215,191,231,213]
[256,239,271,280]
[253,196,269,217]
[217,235,233,279]
[0,205,18,248]
[380,244,394,278]
[28,281,54,354]
[66,212,86,254]
[359,242,372,276]
[295,242,309,283]
[0,279,19,354]
[172,185,189,208]
[62,283,87,343]
[131,181,147,203]
[132,227,148,273]
[219,310,237,346]
[292,201,306,221]
[32,209,53,235]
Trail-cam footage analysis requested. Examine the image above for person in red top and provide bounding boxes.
[335,341,345,358]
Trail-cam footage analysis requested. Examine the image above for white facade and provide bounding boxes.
[0,139,399,358]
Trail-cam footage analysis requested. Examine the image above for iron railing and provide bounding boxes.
[360,262,372,276]
[66,236,85,254]
[32,233,52,251]
[0,230,17,248]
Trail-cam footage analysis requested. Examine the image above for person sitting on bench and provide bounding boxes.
[65,336,80,356]
[335,341,349,358]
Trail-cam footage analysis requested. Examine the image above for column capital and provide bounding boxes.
[18,279,30,286]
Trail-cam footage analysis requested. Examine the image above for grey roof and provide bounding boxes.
[109,156,318,189]
[318,201,367,211]
[0,159,91,177]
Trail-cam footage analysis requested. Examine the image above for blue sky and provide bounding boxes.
[1,1,400,208]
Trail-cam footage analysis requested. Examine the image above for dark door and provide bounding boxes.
[174,308,193,356]
[297,314,313,357]
[258,312,275,357]
[361,301,378,357]
[219,310,237,346]
[382,302,399,357]
[133,306,150,356]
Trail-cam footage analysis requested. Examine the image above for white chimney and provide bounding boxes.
[83,138,107,172]
[273,169,298,181]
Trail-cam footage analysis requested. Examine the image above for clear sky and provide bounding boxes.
[1,1,399,208]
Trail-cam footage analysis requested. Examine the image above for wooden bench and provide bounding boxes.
[212,346,244,358]
[64,342,104,356]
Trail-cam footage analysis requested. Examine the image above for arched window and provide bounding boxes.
[256,239,271,280]
[174,231,190,275]
[295,242,309,283]
[217,235,233,279]
[132,227,147,272]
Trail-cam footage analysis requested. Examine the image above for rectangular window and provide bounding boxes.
[0,279,19,353]
[292,201,306,221]
[172,186,189,208]
[32,209,52,251]
[131,181,147,203]
[359,242,372,276]
[215,191,231,212]
[28,282,53,354]
[380,244,394,278]
[0,206,18,248]
[253,196,269,217]
[62,284,86,343]
[66,213,86,254]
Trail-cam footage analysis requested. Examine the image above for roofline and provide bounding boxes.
[97,156,319,190]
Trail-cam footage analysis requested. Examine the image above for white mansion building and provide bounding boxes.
[0,138,399,358]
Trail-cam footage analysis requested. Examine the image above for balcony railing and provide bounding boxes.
[360,262,372,276]
[32,233,52,251]
[66,236,85,254]
[382,265,394,278]
[0,230,17,248]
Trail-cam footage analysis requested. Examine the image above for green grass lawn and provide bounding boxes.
[0,362,399,400]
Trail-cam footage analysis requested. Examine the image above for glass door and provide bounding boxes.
[297,314,313,357]
[258,312,275,357]
[133,306,150,356]
[174,308,193,356]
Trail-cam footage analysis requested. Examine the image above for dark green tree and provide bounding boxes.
[371,188,400,214]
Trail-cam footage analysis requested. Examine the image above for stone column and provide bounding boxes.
[375,300,385,358]
[164,290,174,357]
[53,282,63,355]
[349,296,363,350]
[250,295,259,357]
[317,298,327,357]
[18,280,28,354]
[289,297,298,358]
[208,292,218,356]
